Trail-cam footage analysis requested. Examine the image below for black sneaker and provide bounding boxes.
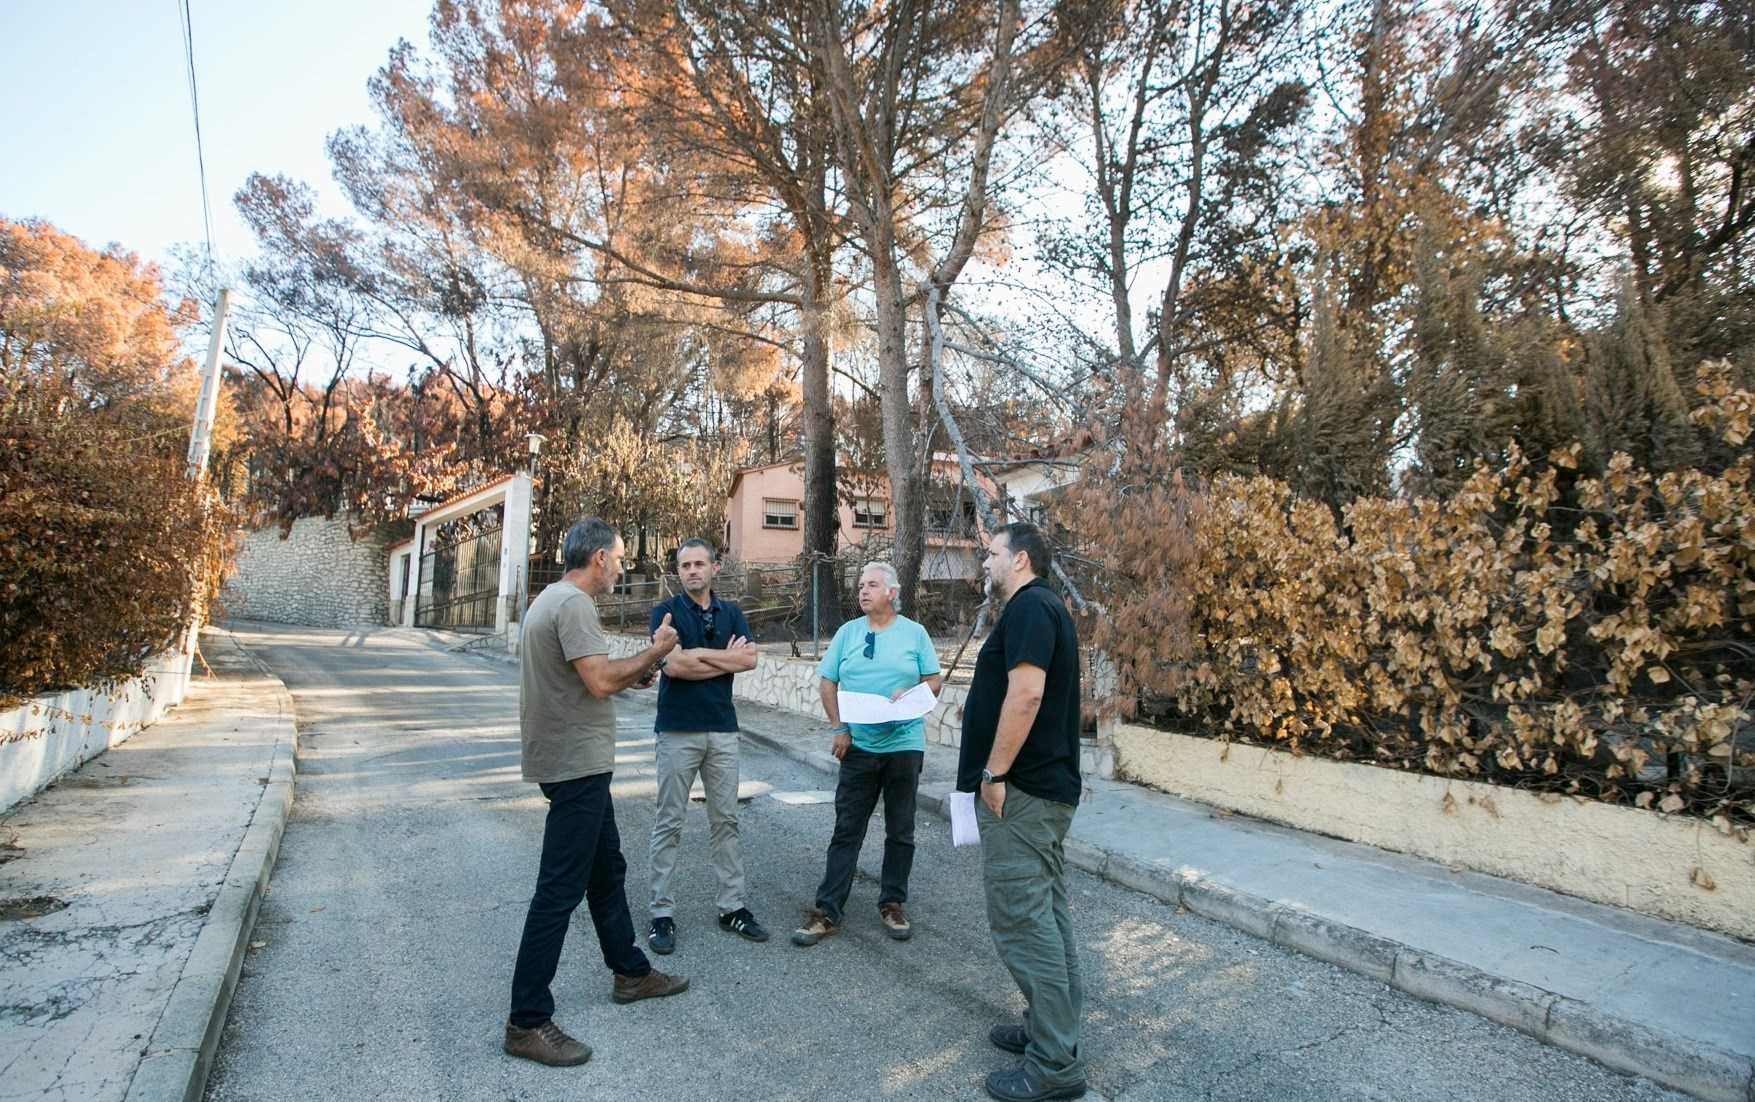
[648,916,675,955]
[718,907,770,942]
[989,1022,1029,1054]
[986,1063,1086,1101]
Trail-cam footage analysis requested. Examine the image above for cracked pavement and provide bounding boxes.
[202,622,1687,1102]
[0,637,282,1102]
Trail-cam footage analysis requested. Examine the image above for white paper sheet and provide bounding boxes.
[948,791,980,846]
[836,683,939,725]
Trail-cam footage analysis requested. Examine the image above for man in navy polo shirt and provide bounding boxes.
[644,538,767,954]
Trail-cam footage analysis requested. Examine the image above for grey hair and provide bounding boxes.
[562,516,618,571]
[861,561,901,603]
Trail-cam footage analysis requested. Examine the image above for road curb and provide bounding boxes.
[124,631,299,1102]
[741,726,1755,1102]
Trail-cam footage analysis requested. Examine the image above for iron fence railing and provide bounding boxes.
[416,523,503,633]
[522,562,809,632]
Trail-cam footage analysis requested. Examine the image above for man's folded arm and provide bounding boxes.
[664,647,755,678]
[661,650,722,680]
[709,644,759,673]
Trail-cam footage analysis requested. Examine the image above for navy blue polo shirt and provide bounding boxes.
[650,592,752,734]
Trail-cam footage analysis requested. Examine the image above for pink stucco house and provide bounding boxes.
[724,456,994,580]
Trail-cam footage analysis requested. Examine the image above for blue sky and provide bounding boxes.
[0,2,1145,382]
[1,0,433,270]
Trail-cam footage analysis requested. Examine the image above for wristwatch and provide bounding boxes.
[980,768,1007,786]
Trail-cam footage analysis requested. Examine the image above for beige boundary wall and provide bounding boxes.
[0,648,191,814]
[1113,724,1755,940]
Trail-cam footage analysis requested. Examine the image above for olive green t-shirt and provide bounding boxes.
[519,581,616,783]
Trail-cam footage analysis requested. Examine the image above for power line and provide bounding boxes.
[176,0,214,261]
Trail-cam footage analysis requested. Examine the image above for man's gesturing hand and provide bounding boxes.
[652,612,679,654]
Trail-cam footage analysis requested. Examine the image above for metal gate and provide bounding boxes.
[416,510,504,632]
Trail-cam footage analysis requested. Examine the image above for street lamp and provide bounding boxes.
[525,433,546,473]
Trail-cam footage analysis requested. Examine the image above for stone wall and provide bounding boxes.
[222,516,393,628]
[607,633,971,746]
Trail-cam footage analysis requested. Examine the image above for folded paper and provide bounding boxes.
[949,790,979,846]
[836,683,939,725]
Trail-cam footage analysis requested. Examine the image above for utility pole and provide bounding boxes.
[175,287,232,697]
[186,287,233,479]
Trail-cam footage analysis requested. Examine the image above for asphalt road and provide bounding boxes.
[204,622,1685,1102]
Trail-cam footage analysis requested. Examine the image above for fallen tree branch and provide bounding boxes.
[926,286,1100,631]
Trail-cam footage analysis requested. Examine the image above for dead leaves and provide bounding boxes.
[1101,379,1755,826]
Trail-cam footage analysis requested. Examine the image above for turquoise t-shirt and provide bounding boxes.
[817,615,941,753]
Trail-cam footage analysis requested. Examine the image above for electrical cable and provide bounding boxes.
[175,0,214,262]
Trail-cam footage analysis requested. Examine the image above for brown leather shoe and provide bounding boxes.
[790,909,839,946]
[503,1019,592,1066]
[878,903,912,941]
[611,969,689,1004]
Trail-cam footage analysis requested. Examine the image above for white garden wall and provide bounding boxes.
[0,648,191,813]
[1113,725,1755,940]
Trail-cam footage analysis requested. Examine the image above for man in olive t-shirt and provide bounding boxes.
[504,517,689,1069]
[518,577,619,783]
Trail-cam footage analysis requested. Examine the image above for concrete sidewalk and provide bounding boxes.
[0,628,296,1102]
[732,700,1755,1102]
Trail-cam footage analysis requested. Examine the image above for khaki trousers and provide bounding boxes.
[648,731,745,917]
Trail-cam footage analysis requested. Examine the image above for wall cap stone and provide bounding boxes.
[1112,722,1755,940]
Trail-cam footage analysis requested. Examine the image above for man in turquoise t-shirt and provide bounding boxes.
[791,562,942,946]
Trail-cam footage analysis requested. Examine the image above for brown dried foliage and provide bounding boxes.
[1077,363,1755,827]
[0,219,232,706]
[0,375,230,709]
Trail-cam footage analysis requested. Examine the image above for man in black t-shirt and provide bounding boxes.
[958,522,1086,1102]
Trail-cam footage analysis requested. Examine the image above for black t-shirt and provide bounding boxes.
[650,593,751,734]
[958,578,1082,804]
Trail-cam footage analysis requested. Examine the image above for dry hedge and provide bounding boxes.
[0,377,230,708]
[1098,363,1755,829]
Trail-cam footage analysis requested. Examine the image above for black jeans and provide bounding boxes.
[509,773,650,1028]
[813,747,924,924]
